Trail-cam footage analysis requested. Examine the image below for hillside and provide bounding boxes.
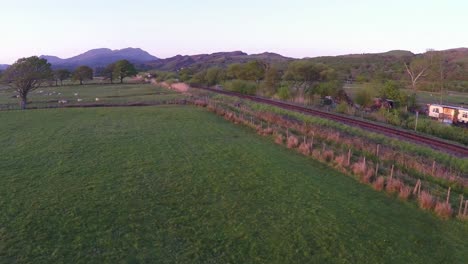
[40,48,159,70]
[145,51,293,71]
[0,64,9,70]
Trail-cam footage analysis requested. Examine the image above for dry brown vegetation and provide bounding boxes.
[189,97,467,220]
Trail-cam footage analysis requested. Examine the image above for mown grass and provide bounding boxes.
[0,83,184,109]
[0,106,467,263]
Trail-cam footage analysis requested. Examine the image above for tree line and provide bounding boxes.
[0,56,138,109]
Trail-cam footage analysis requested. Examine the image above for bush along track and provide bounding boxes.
[187,95,468,221]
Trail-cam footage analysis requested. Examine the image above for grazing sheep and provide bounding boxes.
[74,93,78,96]
[95,98,100,101]
[77,98,83,102]
[58,99,68,104]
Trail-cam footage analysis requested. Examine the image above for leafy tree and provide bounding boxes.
[284,60,328,83]
[379,81,404,102]
[179,68,195,82]
[54,69,71,86]
[1,56,53,109]
[72,66,93,85]
[354,84,376,108]
[227,61,265,81]
[262,66,281,95]
[103,63,116,84]
[242,61,265,81]
[314,80,341,97]
[224,80,257,95]
[205,67,226,86]
[277,86,290,100]
[113,60,137,84]
[189,71,207,86]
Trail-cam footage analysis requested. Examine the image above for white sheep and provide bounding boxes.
[58,100,68,104]
[77,98,83,102]
[95,98,100,101]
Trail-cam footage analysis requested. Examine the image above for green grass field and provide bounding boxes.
[0,83,184,110]
[1,106,467,263]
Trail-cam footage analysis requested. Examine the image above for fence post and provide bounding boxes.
[376,144,380,157]
[458,195,464,216]
[446,187,451,204]
[390,164,394,179]
[347,149,351,166]
[432,161,436,176]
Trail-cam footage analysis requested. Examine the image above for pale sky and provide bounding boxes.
[1,0,467,64]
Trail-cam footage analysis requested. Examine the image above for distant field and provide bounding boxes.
[1,106,467,263]
[0,83,185,110]
[344,83,468,106]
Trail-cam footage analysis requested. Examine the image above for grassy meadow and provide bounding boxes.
[0,83,185,110]
[1,106,467,263]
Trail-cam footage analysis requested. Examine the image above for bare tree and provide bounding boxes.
[404,50,434,91]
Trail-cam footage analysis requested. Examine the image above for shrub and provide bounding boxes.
[323,150,334,163]
[298,142,311,155]
[434,202,453,219]
[287,135,299,149]
[334,154,346,167]
[373,177,385,191]
[275,134,284,145]
[418,191,435,210]
[352,160,366,176]
[361,169,373,184]
[277,86,290,100]
[386,178,403,194]
[336,101,348,114]
[224,80,257,95]
[398,185,411,200]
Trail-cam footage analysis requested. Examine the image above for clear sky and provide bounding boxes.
[1,0,466,63]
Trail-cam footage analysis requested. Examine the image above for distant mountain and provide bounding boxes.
[40,48,159,70]
[0,64,9,71]
[145,51,293,71]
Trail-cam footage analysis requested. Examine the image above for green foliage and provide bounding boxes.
[1,56,53,109]
[277,85,290,100]
[72,65,93,85]
[315,80,342,97]
[223,80,257,95]
[1,106,467,263]
[262,66,281,96]
[178,68,195,82]
[336,101,348,113]
[227,61,265,81]
[189,70,207,86]
[113,60,137,83]
[379,80,407,106]
[103,63,116,83]
[354,83,376,107]
[205,67,226,86]
[54,69,71,85]
[284,60,332,82]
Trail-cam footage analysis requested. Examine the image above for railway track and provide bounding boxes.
[195,86,468,157]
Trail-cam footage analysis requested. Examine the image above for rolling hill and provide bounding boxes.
[145,51,294,71]
[40,48,159,70]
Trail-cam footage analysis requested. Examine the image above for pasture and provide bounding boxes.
[1,106,467,263]
[0,83,185,110]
